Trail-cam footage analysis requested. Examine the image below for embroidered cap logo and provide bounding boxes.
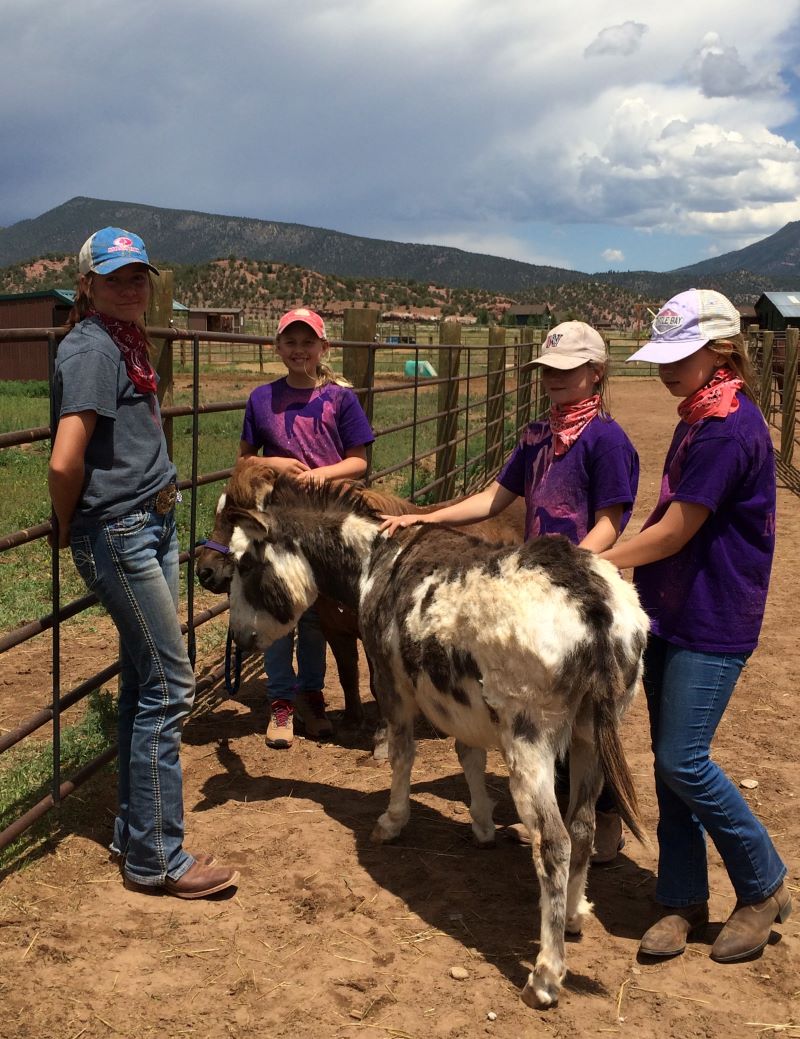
[545,333,563,350]
[653,308,683,336]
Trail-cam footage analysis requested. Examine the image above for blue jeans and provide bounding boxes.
[263,605,326,704]
[643,635,786,907]
[71,506,196,886]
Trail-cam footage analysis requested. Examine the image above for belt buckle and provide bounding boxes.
[154,484,177,514]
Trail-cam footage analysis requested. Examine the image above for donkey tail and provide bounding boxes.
[594,692,646,844]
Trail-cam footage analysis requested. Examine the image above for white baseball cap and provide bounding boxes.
[627,289,741,364]
[530,321,607,370]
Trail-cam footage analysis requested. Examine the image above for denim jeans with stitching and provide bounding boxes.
[643,635,786,907]
[263,605,327,704]
[71,506,196,886]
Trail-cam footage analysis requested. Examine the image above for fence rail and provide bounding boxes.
[2,315,796,854]
[0,313,545,853]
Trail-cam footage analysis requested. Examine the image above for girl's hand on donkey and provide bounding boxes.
[378,514,423,537]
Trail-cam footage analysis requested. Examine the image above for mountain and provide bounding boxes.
[0,196,588,294]
[1,196,796,302]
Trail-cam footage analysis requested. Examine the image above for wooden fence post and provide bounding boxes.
[485,325,506,473]
[781,327,797,466]
[435,320,462,501]
[759,331,774,419]
[341,308,377,423]
[516,330,534,437]
[147,270,174,457]
[342,309,378,476]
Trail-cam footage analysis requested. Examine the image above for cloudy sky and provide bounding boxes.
[2,1,800,273]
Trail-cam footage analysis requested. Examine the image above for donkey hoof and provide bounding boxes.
[471,833,496,850]
[566,899,593,936]
[372,739,389,762]
[521,972,560,1010]
[370,818,400,844]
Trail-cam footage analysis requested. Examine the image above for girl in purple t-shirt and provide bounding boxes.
[380,321,639,862]
[239,308,374,750]
[603,289,789,965]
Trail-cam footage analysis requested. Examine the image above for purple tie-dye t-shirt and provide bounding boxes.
[497,416,639,545]
[241,378,374,467]
[633,393,775,654]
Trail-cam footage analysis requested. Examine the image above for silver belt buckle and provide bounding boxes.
[154,484,177,514]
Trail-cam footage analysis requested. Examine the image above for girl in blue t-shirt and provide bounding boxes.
[238,308,374,750]
[49,227,239,900]
[603,289,789,964]
[380,321,639,861]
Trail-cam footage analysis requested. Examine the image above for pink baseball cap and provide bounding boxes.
[276,308,326,339]
[627,289,741,364]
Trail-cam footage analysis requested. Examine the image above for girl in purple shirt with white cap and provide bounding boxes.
[381,320,639,862]
[603,288,790,964]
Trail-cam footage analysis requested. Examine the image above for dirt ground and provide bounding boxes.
[1,379,798,1039]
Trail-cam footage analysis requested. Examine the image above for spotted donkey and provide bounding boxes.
[223,476,649,1008]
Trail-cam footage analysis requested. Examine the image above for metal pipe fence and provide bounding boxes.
[749,326,799,493]
[0,322,545,852]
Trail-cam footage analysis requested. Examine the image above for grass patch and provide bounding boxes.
[0,689,118,871]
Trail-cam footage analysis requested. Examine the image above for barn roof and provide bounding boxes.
[0,289,75,303]
[755,291,800,318]
[0,288,189,311]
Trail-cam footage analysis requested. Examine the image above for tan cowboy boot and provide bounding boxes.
[711,883,792,963]
[639,903,709,958]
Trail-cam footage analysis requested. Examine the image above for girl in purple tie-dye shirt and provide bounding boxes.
[603,289,788,966]
[239,308,374,750]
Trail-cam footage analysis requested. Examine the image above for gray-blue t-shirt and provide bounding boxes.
[53,317,176,529]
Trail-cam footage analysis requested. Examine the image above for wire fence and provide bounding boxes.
[0,320,546,852]
[1,317,795,854]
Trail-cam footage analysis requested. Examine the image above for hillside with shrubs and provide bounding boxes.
[1,254,669,330]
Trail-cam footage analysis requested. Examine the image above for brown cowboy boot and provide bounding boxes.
[639,903,709,958]
[711,883,792,963]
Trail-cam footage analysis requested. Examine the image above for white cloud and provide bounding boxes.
[602,249,625,263]
[0,0,799,271]
[686,32,783,98]
[411,229,571,269]
[585,22,647,58]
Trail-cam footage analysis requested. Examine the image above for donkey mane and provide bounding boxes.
[267,473,383,522]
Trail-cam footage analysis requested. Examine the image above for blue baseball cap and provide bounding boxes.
[77,227,160,276]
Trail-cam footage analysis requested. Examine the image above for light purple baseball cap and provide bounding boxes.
[627,289,741,364]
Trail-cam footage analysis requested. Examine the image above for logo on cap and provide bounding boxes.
[653,308,683,335]
[115,236,133,247]
[544,333,563,349]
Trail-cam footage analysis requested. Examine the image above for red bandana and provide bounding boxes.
[677,367,743,426]
[89,310,158,395]
[549,395,601,456]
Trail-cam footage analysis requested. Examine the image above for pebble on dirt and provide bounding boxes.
[450,966,469,981]
[740,778,759,789]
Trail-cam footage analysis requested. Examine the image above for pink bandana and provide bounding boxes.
[89,310,158,395]
[549,395,601,456]
[677,367,743,426]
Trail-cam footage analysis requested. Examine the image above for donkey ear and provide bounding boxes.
[252,466,278,512]
[226,507,272,558]
[229,458,278,512]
